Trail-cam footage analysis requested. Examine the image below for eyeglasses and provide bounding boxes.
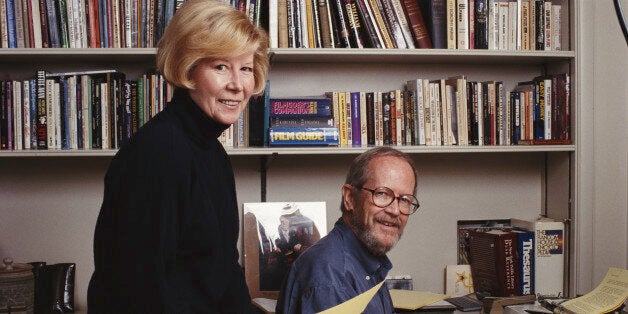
[360,186,420,215]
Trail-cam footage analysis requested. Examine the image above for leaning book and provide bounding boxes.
[243,202,327,299]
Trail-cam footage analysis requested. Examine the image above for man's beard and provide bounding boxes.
[349,212,402,256]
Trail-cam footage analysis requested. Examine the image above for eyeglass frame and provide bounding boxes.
[358,186,420,215]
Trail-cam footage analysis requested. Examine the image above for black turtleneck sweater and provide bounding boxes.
[88,89,253,313]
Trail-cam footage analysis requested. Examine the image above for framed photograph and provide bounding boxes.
[243,202,327,299]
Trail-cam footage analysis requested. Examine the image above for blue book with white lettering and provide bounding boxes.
[268,127,339,146]
[512,228,535,295]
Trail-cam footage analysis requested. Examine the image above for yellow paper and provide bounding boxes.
[558,267,628,314]
[389,289,449,310]
[317,281,385,314]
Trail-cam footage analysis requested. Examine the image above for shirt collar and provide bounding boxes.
[335,219,393,277]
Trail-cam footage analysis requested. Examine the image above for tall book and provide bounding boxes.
[511,217,565,298]
[401,0,432,48]
[331,0,352,47]
[445,0,456,48]
[511,228,535,296]
[428,0,447,48]
[468,229,520,297]
[343,0,366,48]
[36,70,48,149]
[456,0,469,49]
[474,0,488,49]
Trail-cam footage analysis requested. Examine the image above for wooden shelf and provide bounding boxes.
[0,145,576,157]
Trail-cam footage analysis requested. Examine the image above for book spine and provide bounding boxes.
[332,0,352,47]
[317,0,332,47]
[270,116,335,127]
[36,71,48,149]
[350,91,361,146]
[379,0,406,48]
[6,0,17,48]
[401,0,432,48]
[474,0,488,48]
[367,0,394,48]
[354,0,382,48]
[456,0,468,49]
[269,127,339,145]
[269,98,332,116]
[515,230,535,295]
[343,0,365,48]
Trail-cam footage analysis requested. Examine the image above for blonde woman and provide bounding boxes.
[88,1,269,312]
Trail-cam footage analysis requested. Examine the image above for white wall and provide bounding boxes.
[590,0,628,288]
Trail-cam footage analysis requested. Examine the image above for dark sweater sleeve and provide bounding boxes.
[89,137,186,313]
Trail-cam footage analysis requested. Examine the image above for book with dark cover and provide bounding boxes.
[389,90,397,145]
[269,127,339,146]
[343,0,366,48]
[247,80,269,147]
[58,76,70,149]
[365,92,375,146]
[511,229,535,296]
[317,0,333,47]
[534,0,545,50]
[45,0,60,47]
[428,0,447,48]
[382,91,391,145]
[474,0,488,49]
[468,229,520,297]
[270,116,334,127]
[401,0,432,48]
[269,97,332,116]
[56,0,69,48]
[38,0,50,47]
[354,0,382,48]
[332,0,353,47]
[6,0,17,48]
[36,70,48,149]
[350,91,361,146]
[0,82,7,149]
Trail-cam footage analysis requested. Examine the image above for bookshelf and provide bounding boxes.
[3,0,617,311]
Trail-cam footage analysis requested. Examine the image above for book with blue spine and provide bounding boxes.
[269,97,332,117]
[350,92,361,147]
[512,228,535,295]
[269,127,339,146]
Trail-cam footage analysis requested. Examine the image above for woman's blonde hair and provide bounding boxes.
[156,0,269,94]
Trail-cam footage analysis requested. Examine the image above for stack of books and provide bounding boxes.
[268,97,339,146]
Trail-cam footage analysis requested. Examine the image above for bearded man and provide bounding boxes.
[276,146,421,314]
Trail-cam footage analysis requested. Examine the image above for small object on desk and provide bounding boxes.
[445,294,483,312]
[503,302,552,314]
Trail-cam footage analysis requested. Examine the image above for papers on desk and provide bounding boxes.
[390,289,450,310]
[557,267,628,314]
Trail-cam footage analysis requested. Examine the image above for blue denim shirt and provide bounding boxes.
[276,219,394,314]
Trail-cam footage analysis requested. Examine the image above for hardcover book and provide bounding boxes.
[468,229,520,297]
[243,202,327,299]
[511,217,565,298]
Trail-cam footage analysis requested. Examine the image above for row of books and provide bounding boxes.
[274,73,569,147]
[0,70,173,150]
[0,0,564,50]
[459,217,565,298]
[0,0,187,49]
[272,0,563,50]
[0,71,569,150]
